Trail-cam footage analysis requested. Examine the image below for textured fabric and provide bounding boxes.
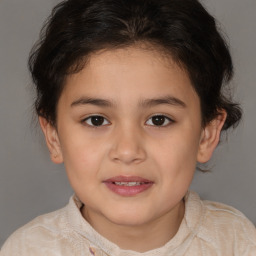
[1,191,256,256]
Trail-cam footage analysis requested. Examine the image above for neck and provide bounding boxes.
[82,200,185,252]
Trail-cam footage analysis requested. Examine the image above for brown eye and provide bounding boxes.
[146,115,173,127]
[84,115,110,127]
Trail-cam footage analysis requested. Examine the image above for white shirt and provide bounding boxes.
[1,191,256,255]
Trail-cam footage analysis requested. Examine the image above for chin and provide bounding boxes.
[104,207,154,227]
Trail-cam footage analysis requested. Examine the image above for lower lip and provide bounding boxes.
[104,182,153,196]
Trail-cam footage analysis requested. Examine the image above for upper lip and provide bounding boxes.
[103,176,153,183]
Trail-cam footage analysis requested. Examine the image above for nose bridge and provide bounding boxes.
[109,122,146,164]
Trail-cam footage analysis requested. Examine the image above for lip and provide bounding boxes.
[103,176,154,197]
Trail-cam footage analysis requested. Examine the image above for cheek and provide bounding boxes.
[59,131,107,181]
[153,141,197,208]
[158,131,199,162]
[152,127,200,182]
[62,142,105,200]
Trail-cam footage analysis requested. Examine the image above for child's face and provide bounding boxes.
[41,46,223,229]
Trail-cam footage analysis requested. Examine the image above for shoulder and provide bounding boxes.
[0,197,90,256]
[1,208,63,255]
[202,199,256,237]
[190,192,256,254]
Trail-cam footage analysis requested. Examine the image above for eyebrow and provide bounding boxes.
[139,96,186,108]
[71,97,115,107]
[71,95,186,108]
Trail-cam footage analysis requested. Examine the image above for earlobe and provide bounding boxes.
[39,116,63,164]
[197,110,227,163]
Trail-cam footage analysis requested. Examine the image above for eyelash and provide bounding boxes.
[82,115,110,127]
[82,114,174,128]
[145,115,174,127]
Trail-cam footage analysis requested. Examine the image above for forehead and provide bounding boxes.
[60,46,199,109]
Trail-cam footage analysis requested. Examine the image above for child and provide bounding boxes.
[1,0,256,255]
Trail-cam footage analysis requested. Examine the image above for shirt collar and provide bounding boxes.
[66,191,204,256]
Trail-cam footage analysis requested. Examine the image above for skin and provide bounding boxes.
[40,46,226,252]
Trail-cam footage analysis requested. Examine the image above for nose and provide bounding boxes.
[108,125,147,165]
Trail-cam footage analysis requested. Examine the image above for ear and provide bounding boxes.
[197,110,227,163]
[39,116,63,164]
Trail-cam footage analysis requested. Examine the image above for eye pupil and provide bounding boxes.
[152,116,165,126]
[91,116,104,126]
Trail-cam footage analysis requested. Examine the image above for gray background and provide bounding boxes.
[0,0,255,247]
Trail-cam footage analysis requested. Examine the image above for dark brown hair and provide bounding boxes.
[29,0,242,128]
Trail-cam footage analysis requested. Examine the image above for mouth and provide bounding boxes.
[112,181,148,186]
[103,176,154,196]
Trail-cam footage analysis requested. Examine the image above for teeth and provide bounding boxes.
[114,182,143,186]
